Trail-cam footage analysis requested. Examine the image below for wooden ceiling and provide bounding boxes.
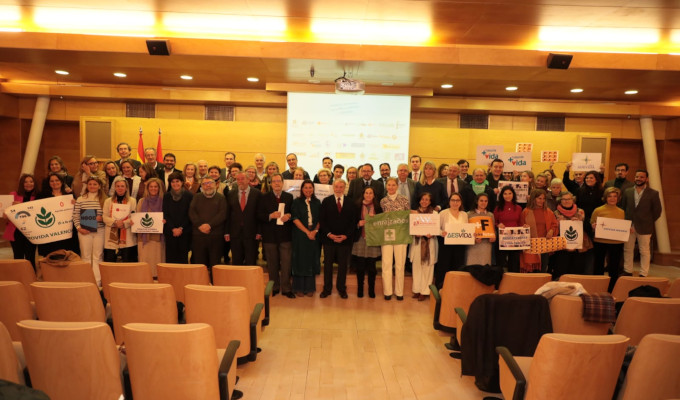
[1,0,680,106]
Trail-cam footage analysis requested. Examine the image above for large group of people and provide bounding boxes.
[3,144,663,298]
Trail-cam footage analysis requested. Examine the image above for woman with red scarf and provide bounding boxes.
[103,176,137,262]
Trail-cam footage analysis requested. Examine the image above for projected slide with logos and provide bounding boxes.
[287,92,411,177]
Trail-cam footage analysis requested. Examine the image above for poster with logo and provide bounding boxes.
[541,150,559,162]
[571,153,602,172]
[365,210,412,246]
[3,195,74,245]
[80,209,98,232]
[499,152,532,172]
[314,183,332,203]
[498,181,529,203]
[111,203,130,220]
[560,220,583,250]
[594,217,631,242]
[516,143,533,152]
[469,215,495,239]
[444,223,476,245]
[0,195,13,216]
[476,145,503,168]
[498,227,530,250]
[282,180,302,199]
[409,213,441,236]
[131,212,164,233]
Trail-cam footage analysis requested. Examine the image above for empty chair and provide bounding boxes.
[123,323,241,400]
[498,272,552,295]
[212,265,274,327]
[99,261,153,302]
[157,263,211,304]
[0,322,23,384]
[617,334,680,400]
[497,333,629,400]
[108,282,178,345]
[185,284,262,363]
[549,295,611,335]
[0,259,36,301]
[558,274,610,294]
[40,260,98,286]
[610,276,669,302]
[666,278,680,298]
[429,271,496,333]
[31,282,106,323]
[612,297,680,346]
[0,281,34,341]
[18,320,123,400]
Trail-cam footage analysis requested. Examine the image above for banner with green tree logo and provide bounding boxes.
[365,210,412,246]
[3,195,74,244]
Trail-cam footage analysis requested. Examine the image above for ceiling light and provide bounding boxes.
[180,75,193,80]
[34,8,154,36]
[570,88,583,93]
[113,72,127,78]
[247,77,259,82]
[441,84,453,89]
[505,86,518,91]
[308,79,320,84]
[55,70,69,75]
[625,90,638,95]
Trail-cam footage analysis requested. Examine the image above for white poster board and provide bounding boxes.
[444,223,476,245]
[560,220,583,250]
[594,217,631,242]
[282,180,302,199]
[571,153,602,172]
[131,212,164,234]
[0,195,14,216]
[476,145,503,167]
[314,184,333,203]
[498,181,529,203]
[499,152,532,172]
[498,226,531,250]
[3,195,74,244]
[409,213,441,236]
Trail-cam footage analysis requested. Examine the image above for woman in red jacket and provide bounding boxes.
[520,189,558,273]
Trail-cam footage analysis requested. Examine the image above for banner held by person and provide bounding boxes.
[3,195,74,245]
[409,213,441,236]
[444,223,476,245]
[283,179,302,199]
[560,220,583,250]
[476,145,503,168]
[498,181,529,203]
[365,210,412,246]
[0,195,14,216]
[571,153,602,172]
[594,217,631,242]
[314,183,332,203]
[131,212,164,234]
[498,226,530,250]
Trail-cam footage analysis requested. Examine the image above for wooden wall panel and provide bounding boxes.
[0,117,23,193]
[236,107,286,123]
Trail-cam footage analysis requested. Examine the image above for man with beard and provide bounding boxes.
[189,178,227,271]
[159,153,178,190]
[604,163,634,192]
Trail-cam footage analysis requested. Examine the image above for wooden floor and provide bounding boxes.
[236,274,495,400]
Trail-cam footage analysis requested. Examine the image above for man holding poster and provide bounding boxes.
[591,187,626,292]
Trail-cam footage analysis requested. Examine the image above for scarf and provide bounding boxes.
[170,188,183,202]
[140,195,163,244]
[471,180,489,195]
[415,206,434,264]
[556,203,577,218]
[108,197,129,246]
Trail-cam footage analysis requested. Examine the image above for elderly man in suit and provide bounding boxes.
[437,163,475,211]
[396,163,415,207]
[224,171,261,265]
[621,169,662,277]
[257,173,295,298]
[347,163,385,202]
[319,179,357,299]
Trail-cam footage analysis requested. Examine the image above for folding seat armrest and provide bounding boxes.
[249,303,264,361]
[263,281,274,326]
[430,285,443,330]
[219,340,240,400]
[496,346,526,400]
[454,307,467,325]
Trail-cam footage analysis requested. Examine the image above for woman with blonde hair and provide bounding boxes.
[41,155,73,195]
[102,176,137,262]
[414,161,446,211]
[519,189,558,273]
[182,162,200,194]
[380,177,410,301]
[120,159,142,199]
[72,155,106,196]
[260,161,280,193]
[136,162,158,200]
[73,175,108,285]
[591,187,625,291]
[135,177,165,276]
[103,161,121,197]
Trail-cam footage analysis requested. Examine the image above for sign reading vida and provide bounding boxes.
[476,145,503,167]
[444,223,476,245]
[365,210,412,246]
[3,195,74,244]
[131,212,164,234]
[499,152,532,172]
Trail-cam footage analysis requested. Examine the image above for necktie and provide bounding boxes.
[414,172,419,182]
[364,180,369,187]
[240,191,246,211]
[337,197,342,213]
[276,195,281,203]
[450,179,455,196]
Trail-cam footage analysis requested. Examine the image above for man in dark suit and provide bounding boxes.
[319,179,357,299]
[408,155,422,182]
[257,173,294,298]
[218,151,236,182]
[144,147,165,176]
[224,171,261,265]
[158,153,178,190]
[282,153,310,180]
[437,163,475,211]
[114,142,142,172]
[347,163,385,202]
[621,169,662,277]
[604,163,634,191]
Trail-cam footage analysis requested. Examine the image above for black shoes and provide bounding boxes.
[339,291,348,299]
[320,291,331,298]
[384,295,392,301]
[396,296,404,301]
[283,292,296,299]
[357,291,364,298]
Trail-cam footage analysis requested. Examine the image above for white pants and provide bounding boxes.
[78,228,105,284]
[381,244,407,296]
[623,231,652,276]
[412,257,435,296]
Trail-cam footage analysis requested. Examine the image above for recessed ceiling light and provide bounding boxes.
[441,84,453,89]
[180,75,193,80]
[113,72,127,78]
[247,77,259,82]
[55,70,69,75]
[570,88,583,93]
[505,86,518,91]
[625,89,638,95]
[308,79,320,84]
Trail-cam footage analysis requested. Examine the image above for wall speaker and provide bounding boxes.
[146,40,170,56]
[547,53,572,69]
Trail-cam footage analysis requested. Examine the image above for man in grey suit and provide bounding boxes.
[396,163,416,207]
[621,169,662,277]
[437,163,475,211]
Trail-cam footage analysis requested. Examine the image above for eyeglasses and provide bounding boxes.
[87,161,99,165]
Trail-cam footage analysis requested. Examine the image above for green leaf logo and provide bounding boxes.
[141,213,154,228]
[565,226,578,241]
[35,206,55,228]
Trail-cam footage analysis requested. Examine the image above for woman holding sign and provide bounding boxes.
[3,174,37,270]
[436,192,468,288]
[410,192,438,301]
[37,172,77,257]
[136,178,165,275]
[590,187,624,292]
[466,193,496,266]
[380,177,411,301]
[351,186,382,298]
[552,192,592,279]
[519,189,558,273]
[73,175,107,285]
[494,186,522,272]
[102,176,137,263]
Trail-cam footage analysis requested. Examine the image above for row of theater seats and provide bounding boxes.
[0,259,275,400]
[429,271,680,400]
